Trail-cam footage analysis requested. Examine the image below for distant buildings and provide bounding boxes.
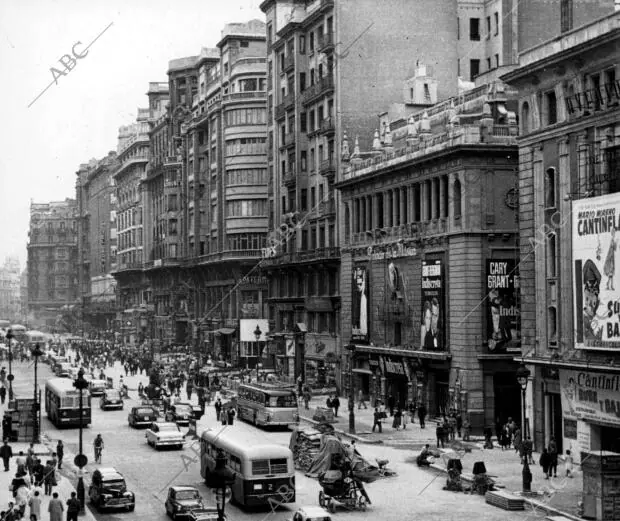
[0,257,22,321]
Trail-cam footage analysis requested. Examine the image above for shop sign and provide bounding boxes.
[381,356,406,377]
[573,192,620,350]
[486,259,521,353]
[560,369,620,426]
[367,242,417,260]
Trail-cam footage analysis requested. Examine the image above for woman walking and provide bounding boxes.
[392,407,402,430]
[539,448,551,479]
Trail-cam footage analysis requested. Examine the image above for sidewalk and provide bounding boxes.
[299,395,582,520]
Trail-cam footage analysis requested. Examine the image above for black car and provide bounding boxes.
[128,406,158,428]
[165,404,193,425]
[100,389,124,410]
[164,486,203,520]
[176,401,203,420]
[88,467,135,511]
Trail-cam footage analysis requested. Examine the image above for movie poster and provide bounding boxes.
[486,259,521,352]
[421,260,444,351]
[351,265,369,343]
[574,193,620,350]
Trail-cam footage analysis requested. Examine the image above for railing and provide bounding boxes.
[318,198,335,216]
[282,54,295,73]
[283,133,296,148]
[113,261,143,272]
[302,75,334,105]
[319,159,336,178]
[261,247,340,266]
[195,249,262,264]
[275,93,295,119]
[565,81,620,115]
[319,116,335,134]
[221,91,267,103]
[317,32,334,52]
[283,169,296,186]
[164,156,181,166]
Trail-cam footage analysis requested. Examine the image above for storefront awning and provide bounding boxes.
[352,368,373,375]
[215,328,236,335]
[516,356,620,373]
[352,344,451,361]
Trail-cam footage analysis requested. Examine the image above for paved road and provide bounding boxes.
[7,354,534,521]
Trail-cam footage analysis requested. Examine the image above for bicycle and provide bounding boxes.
[94,446,103,464]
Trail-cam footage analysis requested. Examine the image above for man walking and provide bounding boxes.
[56,441,64,470]
[417,402,427,429]
[372,408,383,433]
[66,491,80,521]
[357,389,367,410]
[0,439,13,471]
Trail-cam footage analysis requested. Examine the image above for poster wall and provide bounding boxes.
[421,259,445,351]
[351,265,369,343]
[486,259,521,352]
[573,193,620,350]
[560,369,620,427]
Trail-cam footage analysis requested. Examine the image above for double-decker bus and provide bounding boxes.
[45,378,91,427]
[200,428,295,507]
[236,383,298,427]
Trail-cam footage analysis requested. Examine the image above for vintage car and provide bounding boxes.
[289,506,333,521]
[188,507,223,521]
[164,486,204,520]
[165,403,193,425]
[100,389,124,410]
[176,401,203,420]
[88,467,135,511]
[145,422,185,449]
[128,406,158,428]
[88,379,107,396]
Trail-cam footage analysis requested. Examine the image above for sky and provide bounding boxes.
[0,0,265,270]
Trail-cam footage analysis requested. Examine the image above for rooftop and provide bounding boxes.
[168,56,200,73]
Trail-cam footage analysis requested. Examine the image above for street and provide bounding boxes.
[7,355,532,521]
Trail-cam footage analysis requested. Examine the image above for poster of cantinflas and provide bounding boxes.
[573,192,620,350]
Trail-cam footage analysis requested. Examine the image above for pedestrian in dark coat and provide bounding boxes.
[392,407,402,430]
[56,441,64,470]
[331,396,340,417]
[417,403,427,428]
[548,436,558,477]
[387,395,395,416]
[214,398,222,420]
[436,422,445,448]
[227,408,236,426]
[539,448,551,479]
[372,408,383,433]
[0,440,13,471]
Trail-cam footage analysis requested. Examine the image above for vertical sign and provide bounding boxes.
[486,259,521,352]
[421,260,444,351]
[351,265,369,343]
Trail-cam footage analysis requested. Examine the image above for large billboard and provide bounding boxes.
[486,259,521,353]
[560,369,620,427]
[421,259,444,351]
[574,193,620,350]
[351,265,369,343]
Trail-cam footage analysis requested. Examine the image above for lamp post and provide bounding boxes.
[516,362,532,494]
[31,343,44,444]
[6,329,14,402]
[254,325,262,382]
[345,343,355,434]
[205,448,236,521]
[73,369,89,513]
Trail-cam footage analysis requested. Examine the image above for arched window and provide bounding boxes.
[546,233,557,277]
[453,179,462,219]
[521,102,530,134]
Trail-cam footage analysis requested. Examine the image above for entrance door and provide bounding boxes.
[436,380,450,417]
[601,426,620,453]
[548,393,563,452]
[493,372,522,428]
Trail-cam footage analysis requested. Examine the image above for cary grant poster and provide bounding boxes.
[574,193,620,350]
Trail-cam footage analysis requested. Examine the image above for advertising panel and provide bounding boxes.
[486,259,521,352]
[421,259,444,351]
[560,369,620,427]
[351,265,369,343]
[573,193,620,350]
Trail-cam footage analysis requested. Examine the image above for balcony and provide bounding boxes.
[319,159,336,180]
[282,54,295,74]
[112,261,143,274]
[280,132,296,150]
[283,169,296,187]
[261,246,340,267]
[164,156,181,167]
[318,198,336,217]
[319,116,335,135]
[275,93,295,120]
[302,75,334,106]
[565,81,620,117]
[195,249,262,265]
[221,91,267,103]
[317,32,334,53]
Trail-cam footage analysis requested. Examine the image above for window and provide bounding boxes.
[299,72,306,93]
[225,108,267,126]
[301,150,307,171]
[486,57,491,71]
[495,54,499,68]
[240,40,249,48]
[453,179,462,218]
[301,229,308,250]
[469,18,480,40]
[168,219,178,235]
[300,112,307,133]
[226,200,267,217]
[486,16,491,38]
[299,35,305,54]
[546,233,557,277]
[521,102,530,134]
[226,169,266,185]
[457,17,460,40]
[548,306,558,345]
[561,0,573,33]
[311,187,316,209]
[168,194,178,212]
[545,90,558,125]
[301,189,308,211]
[545,167,557,208]
[309,31,314,52]
[225,137,267,156]
[494,12,499,35]
[470,59,480,81]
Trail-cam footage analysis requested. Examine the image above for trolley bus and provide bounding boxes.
[236,383,299,427]
[45,378,92,427]
[200,428,295,507]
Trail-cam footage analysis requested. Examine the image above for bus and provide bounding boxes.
[45,378,92,428]
[236,383,299,428]
[200,428,295,507]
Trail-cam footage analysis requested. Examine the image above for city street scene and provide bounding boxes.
[1,0,620,520]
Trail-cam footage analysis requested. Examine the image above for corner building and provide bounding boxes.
[338,82,520,430]
[503,11,620,466]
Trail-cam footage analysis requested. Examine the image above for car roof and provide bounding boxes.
[155,422,178,427]
[96,468,124,480]
[171,485,199,492]
[298,506,332,517]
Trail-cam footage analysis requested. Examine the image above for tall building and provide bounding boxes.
[185,20,269,364]
[0,257,21,321]
[19,269,28,324]
[27,199,79,329]
[75,153,119,338]
[502,10,620,463]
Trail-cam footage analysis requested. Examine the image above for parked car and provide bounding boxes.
[88,467,135,512]
[128,406,158,428]
[164,486,204,520]
[165,404,193,425]
[288,506,333,521]
[89,379,107,396]
[100,389,124,410]
[176,401,203,420]
[145,422,185,449]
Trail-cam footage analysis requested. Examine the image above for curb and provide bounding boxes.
[299,414,383,445]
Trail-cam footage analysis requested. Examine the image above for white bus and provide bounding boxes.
[236,383,299,427]
[45,377,92,428]
[200,428,295,507]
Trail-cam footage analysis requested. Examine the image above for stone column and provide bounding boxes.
[392,189,399,227]
[360,197,366,232]
[439,176,446,219]
[384,191,391,228]
[400,187,406,225]
[366,196,372,231]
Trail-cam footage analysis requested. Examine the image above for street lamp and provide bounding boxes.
[73,369,89,513]
[516,362,532,494]
[345,343,355,434]
[205,448,236,521]
[31,343,44,443]
[254,325,262,381]
[6,329,14,402]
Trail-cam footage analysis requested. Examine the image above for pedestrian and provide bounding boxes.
[522,436,534,464]
[56,441,63,470]
[27,443,35,458]
[455,411,462,438]
[48,492,64,521]
[442,416,450,446]
[417,403,426,428]
[372,408,383,433]
[539,448,551,479]
[387,394,395,416]
[186,380,193,401]
[214,398,222,420]
[26,450,35,477]
[16,451,27,475]
[548,436,558,478]
[28,490,41,521]
[483,426,494,448]
[392,407,402,430]
[448,413,457,441]
[50,452,58,470]
[0,385,6,404]
[408,401,416,425]
[220,409,227,426]
[402,403,409,430]
[1,439,13,471]
[357,389,367,410]
[303,389,311,410]
[325,395,333,413]
[33,458,44,487]
[227,408,236,426]
[462,415,471,441]
[436,422,445,448]
[513,426,522,455]
[565,449,574,478]
[66,491,80,521]
[43,461,56,495]
[332,395,340,417]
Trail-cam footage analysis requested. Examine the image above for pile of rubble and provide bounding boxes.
[290,424,334,471]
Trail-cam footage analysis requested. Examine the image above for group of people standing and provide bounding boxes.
[370,396,430,433]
